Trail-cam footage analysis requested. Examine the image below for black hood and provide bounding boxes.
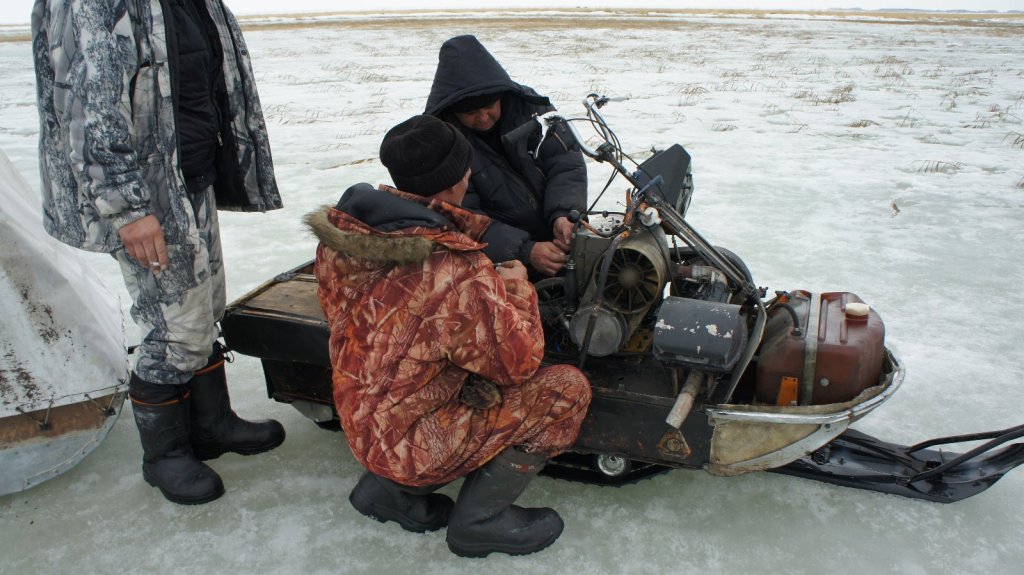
[334,183,452,233]
[424,35,549,116]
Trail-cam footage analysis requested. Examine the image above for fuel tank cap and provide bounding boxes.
[846,302,871,318]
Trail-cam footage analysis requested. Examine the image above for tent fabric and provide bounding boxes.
[0,149,128,416]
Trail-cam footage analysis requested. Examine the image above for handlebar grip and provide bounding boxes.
[501,119,539,147]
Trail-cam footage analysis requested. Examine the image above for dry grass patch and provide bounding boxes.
[3,9,1022,43]
[232,9,1024,36]
[825,83,856,104]
[951,71,995,89]
[878,67,912,88]
[910,160,963,174]
[899,108,922,128]
[715,80,779,94]
[791,84,857,106]
[0,30,30,43]
[963,113,992,129]
[677,84,710,97]
[238,11,721,33]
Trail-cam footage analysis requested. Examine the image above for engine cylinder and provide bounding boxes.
[570,305,629,357]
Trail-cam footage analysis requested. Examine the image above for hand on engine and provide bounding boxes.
[529,241,568,276]
[552,216,573,252]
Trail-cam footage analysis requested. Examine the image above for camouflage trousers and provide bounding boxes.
[113,186,224,385]
[359,364,592,487]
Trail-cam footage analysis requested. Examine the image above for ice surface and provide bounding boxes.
[1,10,1022,574]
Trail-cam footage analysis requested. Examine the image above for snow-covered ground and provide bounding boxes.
[1,10,1022,574]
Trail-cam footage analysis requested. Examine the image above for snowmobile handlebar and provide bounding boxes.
[502,109,605,160]
[505,95,768,402]
[500,115,546,148]
[515,95,761,301]
[501,94,627,161]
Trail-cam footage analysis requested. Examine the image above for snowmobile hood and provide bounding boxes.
[304,183,490,265]
[424,35,550,116]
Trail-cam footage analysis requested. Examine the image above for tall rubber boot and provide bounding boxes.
[129,374,225,505]
[349,471,454,533]
[189,343,286,461]
[446,448,564,558]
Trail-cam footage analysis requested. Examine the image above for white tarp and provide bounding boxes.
[0,148,128,417]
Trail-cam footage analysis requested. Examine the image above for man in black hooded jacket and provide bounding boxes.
[425,35,587,277]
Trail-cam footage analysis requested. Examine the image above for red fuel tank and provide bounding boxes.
[755,291,885,406]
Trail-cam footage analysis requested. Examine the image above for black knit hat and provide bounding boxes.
[379,115,472,197]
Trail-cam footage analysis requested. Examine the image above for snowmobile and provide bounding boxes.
[220,95,1024,504]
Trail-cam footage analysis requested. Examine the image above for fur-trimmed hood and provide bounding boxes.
[305,183,489,265]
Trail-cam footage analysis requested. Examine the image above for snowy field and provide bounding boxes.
[1,9,1023,574]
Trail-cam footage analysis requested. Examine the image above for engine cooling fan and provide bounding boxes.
[602,247,664,314]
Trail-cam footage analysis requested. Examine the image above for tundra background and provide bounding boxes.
[1,9,1022,574]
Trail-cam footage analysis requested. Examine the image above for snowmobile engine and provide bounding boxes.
[567,222,669,356]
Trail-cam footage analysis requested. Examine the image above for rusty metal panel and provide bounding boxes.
[0,392,125,448]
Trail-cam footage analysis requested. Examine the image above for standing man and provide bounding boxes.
[32,0,285,505]
[425,35,587,277]
[309,115,591,557]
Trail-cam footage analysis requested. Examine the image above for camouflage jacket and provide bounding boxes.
[31,0,281,253]
[309,184,548,484]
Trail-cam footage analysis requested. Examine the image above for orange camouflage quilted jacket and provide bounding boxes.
[308,184,546,484]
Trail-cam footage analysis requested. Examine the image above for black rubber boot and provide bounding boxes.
[189,343,286,461]
[446,448,564,558]
[129,374,225,505]
[349,471,454,533]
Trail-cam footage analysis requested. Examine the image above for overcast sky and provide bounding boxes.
[3,0,1021,25]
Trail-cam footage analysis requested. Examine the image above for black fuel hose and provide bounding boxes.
[774,302,803,336]
[577,232,627,370]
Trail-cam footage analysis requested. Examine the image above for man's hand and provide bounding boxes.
[552,216,573,252]
[495,259,529,282]
[119,214,168,273]
[529,241,568,276]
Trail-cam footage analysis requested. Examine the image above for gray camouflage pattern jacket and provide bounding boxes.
[31,0,281,253]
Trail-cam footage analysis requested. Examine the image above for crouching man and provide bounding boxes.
[307,115,591,557]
